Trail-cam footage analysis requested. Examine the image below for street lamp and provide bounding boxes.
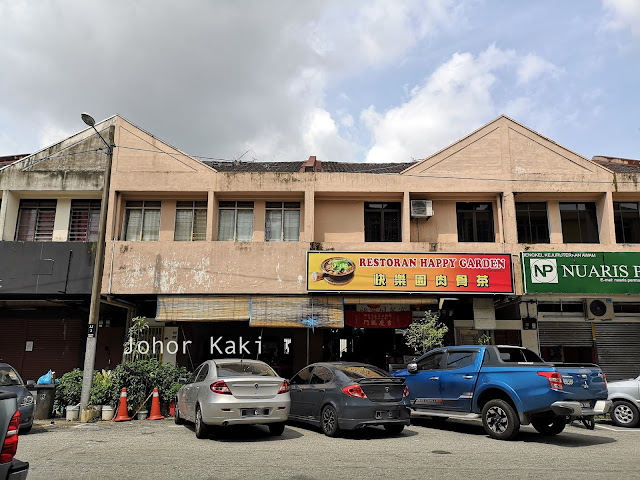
[79,112,114,421]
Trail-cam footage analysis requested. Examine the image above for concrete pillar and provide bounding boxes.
[254,200,265,242]
[547,200,563,244]
[159,200,176,241]
[598,192,616,245]
[304,190,315,242]
[502,192,518,244]
[522,329,539,354]
[495,194,504,243]
[0,190,7,240]
[402,191,411,243]
[2,192,19,241]
[52,198,71,241]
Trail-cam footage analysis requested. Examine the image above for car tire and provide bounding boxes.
[174,403,185,425]
[194,405,208,439]
[531,416,566,436]
[481,399,520,441]
[383,424,405,435]
[321,405,340,437]
[610,400,640,428]
[19,425,32,434]
[268,422,286,436]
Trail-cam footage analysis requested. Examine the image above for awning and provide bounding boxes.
[343,296,437,305]
[250,296,343,328]
[156,295,250,322]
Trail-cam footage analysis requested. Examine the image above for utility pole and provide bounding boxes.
[79,113,113,422]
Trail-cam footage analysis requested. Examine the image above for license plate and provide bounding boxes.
[241,408,268,416]
[580,401,591,409]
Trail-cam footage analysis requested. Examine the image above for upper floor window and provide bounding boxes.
[560,202,598,243]
[175,201,207,241]
[614,202,640,244]
[69,199,101,242]
[122,201,161,241]
[218,201,253,241]
[457,202,494,242]
[516,202,549,243]
[364,202,401,242]
[15,199,56,241]
[265,202,300,242]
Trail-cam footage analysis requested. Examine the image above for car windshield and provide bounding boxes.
[0,366,24,386]
[216,361,276,377]
[336,365,389,380]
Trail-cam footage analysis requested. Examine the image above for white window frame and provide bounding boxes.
[217,201,254,242]
[265,201,301,242]
[174,200,207,241]
[121,200,161,241]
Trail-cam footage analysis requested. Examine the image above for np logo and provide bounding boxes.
[530,259,558,284]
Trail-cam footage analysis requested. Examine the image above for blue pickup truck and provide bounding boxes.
[393,345,611,440]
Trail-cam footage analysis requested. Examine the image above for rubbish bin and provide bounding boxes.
[34,384,56,419]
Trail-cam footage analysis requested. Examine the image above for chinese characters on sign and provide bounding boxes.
[308,252,513,293]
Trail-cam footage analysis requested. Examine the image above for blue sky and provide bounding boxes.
[0,0,638,163]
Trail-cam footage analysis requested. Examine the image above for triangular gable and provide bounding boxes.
[113,117,216,174]
[401,115,612,179]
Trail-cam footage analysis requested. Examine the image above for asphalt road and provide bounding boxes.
[17,417,639,480]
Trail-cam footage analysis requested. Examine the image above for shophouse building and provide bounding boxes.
[2,114,639,380]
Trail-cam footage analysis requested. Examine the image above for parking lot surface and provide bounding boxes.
[18,417,639,480]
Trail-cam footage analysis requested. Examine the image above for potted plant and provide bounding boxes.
[90,370,116,420]
[55,369,83,421]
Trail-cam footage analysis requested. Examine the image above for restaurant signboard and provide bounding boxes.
[307,252,513,294]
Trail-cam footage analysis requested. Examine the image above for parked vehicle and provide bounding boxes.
[0,391,29,479]
[607,374,640,428]
[0,365,34,434]
[393,345,611,440]
[288,362,410,437]
[175,359,290,439]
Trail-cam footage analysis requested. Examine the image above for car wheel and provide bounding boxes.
[268,422,285,436]
[611,400,640,428]
[19,426,32,434]
[383,424,405,435]
[531,416,566,436]
[174,403,185,425]
[321,405,340,437]
[194,405,208,439]
[481,399,520,441]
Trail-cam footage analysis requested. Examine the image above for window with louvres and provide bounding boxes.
[15,199,57,241]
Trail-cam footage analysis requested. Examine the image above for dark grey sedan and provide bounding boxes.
[288,362,410,437]
[0,364,34,433]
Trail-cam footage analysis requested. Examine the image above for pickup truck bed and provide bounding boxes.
[393,345,611,440]
[0,391,29,480]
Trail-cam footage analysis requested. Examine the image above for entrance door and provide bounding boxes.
[404,351,444,409]
[439,349,481,411]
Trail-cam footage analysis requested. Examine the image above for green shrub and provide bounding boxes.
[89,370,116,406]
[55,369,84,406]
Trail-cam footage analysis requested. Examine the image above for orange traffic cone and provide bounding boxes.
[114,388,132,422]
[148,388,163,420]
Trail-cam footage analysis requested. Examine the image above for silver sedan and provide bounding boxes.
[175,359,291,438]
[607,374,640,428]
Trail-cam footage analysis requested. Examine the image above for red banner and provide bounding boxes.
[344,311,413,329]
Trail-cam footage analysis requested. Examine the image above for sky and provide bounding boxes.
[0,0,638,164]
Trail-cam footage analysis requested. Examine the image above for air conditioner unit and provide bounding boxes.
[410,200,433,218]
[586,298,614,321]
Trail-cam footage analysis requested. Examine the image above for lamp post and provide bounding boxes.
[79,113,113,421]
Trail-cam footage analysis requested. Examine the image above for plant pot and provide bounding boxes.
[169,401,176,417]
[136,410,148,420]
[101,405,115,421]
[65,404,80,421]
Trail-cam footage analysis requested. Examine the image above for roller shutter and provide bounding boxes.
[595,323,640,381]
[538,322,594,347]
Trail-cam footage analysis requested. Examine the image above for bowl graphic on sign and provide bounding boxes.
[312,257,356,286]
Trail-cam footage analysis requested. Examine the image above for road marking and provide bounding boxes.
[597,425,640,432]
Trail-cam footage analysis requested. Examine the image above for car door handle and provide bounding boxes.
[462,375,473,379]
[318,389,326,392]
[429,377,439,381]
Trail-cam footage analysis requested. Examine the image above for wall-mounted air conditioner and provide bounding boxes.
[410,200,433,218]
[586,298,614,321]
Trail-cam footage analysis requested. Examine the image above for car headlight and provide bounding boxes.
[20,395,34,407]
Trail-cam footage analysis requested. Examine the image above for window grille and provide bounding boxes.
[69,199,101,241]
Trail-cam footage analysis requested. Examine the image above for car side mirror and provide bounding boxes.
[407,363,418,374]
[178,377,188,384]
[26,380,36,388]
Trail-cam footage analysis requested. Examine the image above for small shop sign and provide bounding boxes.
[307,252,513,293]
[521,252,640,294]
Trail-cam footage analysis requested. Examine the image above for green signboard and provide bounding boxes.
[521,252,640,294]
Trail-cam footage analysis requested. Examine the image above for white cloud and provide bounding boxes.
[517,54,563,84]
[362,45,517,163]
[602,0,640,40]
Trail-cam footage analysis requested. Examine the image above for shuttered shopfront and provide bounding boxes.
[594,323,640,381]
[538,322,594,348]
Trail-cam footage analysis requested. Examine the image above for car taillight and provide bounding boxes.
[403,386,409,398]
[342,384,367,398]
[210,380,232,395]
[602,373,607,389]
[538,371,564,391]
[277,380,290,394]
[1,410,20,463]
